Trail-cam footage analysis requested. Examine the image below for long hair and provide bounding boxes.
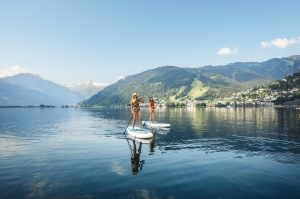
[149,97,154,103]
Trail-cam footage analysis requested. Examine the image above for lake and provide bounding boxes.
[1,107,300,199]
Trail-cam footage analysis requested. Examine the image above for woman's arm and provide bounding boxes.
[139,97,144,103]
[131,99,134,114]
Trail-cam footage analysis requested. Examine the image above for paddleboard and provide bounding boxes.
[143,121,171,128]
[127,135,153,143]
[127,126,153,139]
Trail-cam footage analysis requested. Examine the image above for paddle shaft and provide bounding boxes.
[143,100,161,126]
[124,113,134,134]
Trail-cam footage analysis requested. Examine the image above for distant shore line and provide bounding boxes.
[0,105,296,109]
[0,105,76,108]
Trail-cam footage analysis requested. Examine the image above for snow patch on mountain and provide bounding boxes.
[65,80,109,98]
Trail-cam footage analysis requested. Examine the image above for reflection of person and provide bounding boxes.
[149,128,157,154]
[148,97,156,123]
[131,140,144,175]
[131,93,144,131]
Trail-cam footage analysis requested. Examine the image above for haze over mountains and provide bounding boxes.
[0,73,85,106]
[65,80,109,98]
[0,78,64,106]
[81,55,300,107]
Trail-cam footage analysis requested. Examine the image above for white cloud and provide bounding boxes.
[217,47,238,55]
[0,65,35,78]
[261,37,300,48]
[118,76,125,80]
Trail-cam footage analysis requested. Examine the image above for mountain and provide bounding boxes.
[81,55,300,107]
[0,79,64,106]
[202,55,300,82]
[265,70,300,104]
[65,80,109,98]
[80,66,247,107]
[1,73,85,105]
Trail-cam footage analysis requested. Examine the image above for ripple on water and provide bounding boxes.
[1,108,300,199]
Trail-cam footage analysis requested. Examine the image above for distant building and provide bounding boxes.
[283,100,300,106]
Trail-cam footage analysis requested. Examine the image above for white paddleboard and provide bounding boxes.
[143,121,171,128]
[127,135,153,143]
[127,126,153,139]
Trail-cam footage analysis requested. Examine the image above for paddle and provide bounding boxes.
[124,113,134,134]
[143,100,161,127]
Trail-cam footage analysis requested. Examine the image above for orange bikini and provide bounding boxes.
[150,101,155,109]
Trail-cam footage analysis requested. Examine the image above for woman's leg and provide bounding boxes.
[149,108,152,122]
[132,112,136,131]
[154,110,156,122]
[138,110,143,128]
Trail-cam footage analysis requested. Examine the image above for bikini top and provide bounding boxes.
[132,99,140,107]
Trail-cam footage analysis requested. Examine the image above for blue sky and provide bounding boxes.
[0,0,300,85]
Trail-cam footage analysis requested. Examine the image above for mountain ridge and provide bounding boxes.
[81,55,300,107]
[0,79,65,106]
[1,73,85,105]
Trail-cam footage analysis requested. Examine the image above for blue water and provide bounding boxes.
[0,107,300,199]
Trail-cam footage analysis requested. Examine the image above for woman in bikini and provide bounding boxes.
[148,97,156,123]
[131,93,144,131]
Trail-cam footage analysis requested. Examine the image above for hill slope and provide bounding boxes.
[81,55,300,107]
[202,55,300,83]
[80,66,247,106]
[0,79,64,106]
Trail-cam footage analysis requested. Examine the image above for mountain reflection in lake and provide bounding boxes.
[0,107,300,199]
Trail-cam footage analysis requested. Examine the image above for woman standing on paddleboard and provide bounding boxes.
[131,93,144,131]
[148,97,156,123]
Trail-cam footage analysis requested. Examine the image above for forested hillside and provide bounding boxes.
[197,55,300,83]
[80,66,259,106]
[80,55,300,107]
[267,70,300,104]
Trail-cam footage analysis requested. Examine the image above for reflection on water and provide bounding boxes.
[1,107,300,199]
[151,107,300,167]
[149,128,157,155]
[130,140,144,175]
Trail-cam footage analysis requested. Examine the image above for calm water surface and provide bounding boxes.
[1,107,300,199]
